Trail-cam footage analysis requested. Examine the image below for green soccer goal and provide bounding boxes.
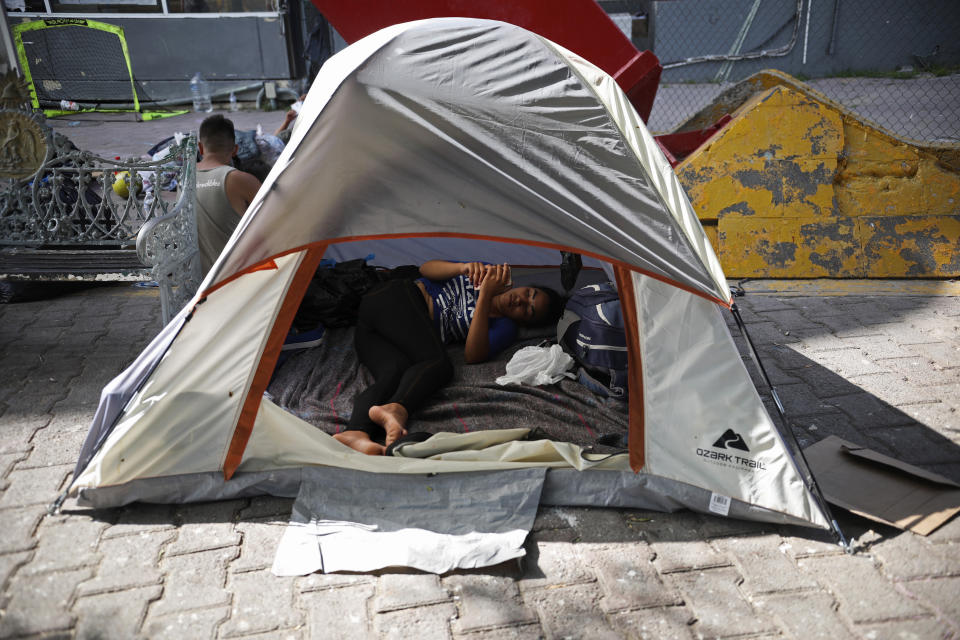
[12,18,182,120]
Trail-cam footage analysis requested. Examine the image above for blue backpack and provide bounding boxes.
[557,282,629,399]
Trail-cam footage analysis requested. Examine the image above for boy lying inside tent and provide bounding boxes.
[331,259,564,455]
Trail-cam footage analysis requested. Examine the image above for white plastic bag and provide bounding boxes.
[496,344,575,387]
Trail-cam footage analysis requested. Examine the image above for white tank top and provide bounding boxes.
[195,164,237,273]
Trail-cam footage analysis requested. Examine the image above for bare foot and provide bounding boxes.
[333,430,386,456]
[369,403,408,447]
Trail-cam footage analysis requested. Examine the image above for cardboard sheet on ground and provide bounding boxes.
[805,435,960,535]
[273,466,546,575]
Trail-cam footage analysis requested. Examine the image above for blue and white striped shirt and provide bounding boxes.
[417,274,517,355]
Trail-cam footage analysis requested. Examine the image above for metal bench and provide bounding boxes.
[0,73,201,324]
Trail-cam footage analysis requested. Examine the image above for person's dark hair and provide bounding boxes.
[529,285,565,327]
[199,114,236,154]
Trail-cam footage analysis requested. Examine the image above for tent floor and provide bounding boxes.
[267,325,629,454]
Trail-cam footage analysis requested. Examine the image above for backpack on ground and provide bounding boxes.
[557,282,629,399]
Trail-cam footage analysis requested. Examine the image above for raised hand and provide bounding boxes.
[478,263,511,298]
[462,262,486,287]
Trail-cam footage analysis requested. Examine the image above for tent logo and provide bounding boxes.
[712,429,750,452]
[695,430,766,472]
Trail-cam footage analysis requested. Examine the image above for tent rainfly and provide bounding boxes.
[66,18,842,541]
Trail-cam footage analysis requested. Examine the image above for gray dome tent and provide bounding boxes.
[69,19,834,538]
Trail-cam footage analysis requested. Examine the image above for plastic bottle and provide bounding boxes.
[190,73,213,113]
[229,91,238,112]
[59,99,79,111]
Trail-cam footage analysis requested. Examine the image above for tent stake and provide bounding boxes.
[730,303,853,553]
[47,490,68,515]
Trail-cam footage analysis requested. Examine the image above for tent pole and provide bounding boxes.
[730,303,853,553]
[730,303,786,421]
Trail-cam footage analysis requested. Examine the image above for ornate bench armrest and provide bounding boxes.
[135,136,202,325]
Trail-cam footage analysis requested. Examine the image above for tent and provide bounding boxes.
[67,18,838,538]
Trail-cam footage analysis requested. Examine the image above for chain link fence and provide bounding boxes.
[603,0,960,143]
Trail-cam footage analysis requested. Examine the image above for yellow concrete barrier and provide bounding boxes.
[676,71,960,278]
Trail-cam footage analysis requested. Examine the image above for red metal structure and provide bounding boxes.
[654,114,732,166]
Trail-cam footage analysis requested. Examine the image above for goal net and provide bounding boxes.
[13,18,141,114]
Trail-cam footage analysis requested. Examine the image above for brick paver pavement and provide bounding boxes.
[1,283,958,639]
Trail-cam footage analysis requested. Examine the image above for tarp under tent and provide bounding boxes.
[67,18,835,539]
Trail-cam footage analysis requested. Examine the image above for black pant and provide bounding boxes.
[347,279,453,439]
